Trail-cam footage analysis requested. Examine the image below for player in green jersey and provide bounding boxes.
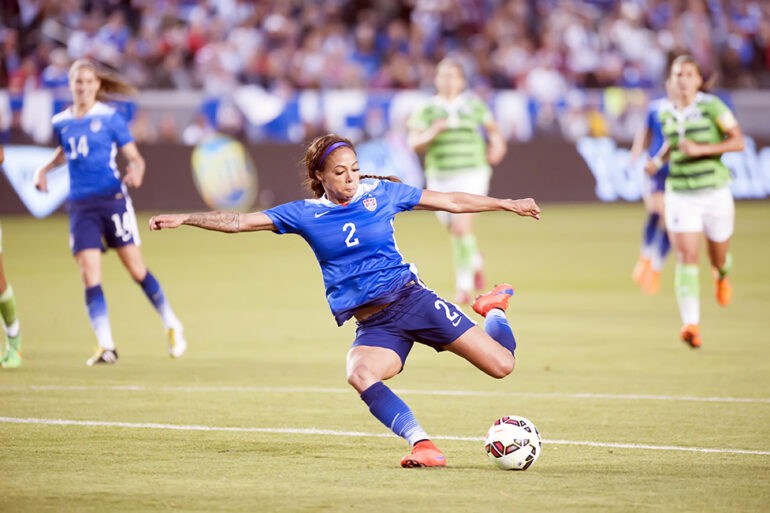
[0,145,23,368]
[645,55,744,348]
[407,58,507,304]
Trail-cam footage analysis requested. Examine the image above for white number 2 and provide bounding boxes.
[343,222,359,248]
[111,213,134,242]
[434,300,462,326]
[67,135,89,159]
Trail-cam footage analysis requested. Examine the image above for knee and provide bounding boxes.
[346,363,376,392]
[488,354,515,379]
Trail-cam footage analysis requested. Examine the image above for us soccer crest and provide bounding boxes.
[90,119,102,132]
[363,197,377,211]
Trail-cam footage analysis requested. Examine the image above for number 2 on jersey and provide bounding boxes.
[67,135,90,159]
[343,222,360,248]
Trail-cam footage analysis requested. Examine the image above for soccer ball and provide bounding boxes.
[484,416,542,470]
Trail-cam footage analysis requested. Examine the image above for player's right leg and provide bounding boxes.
[347,340,445,468]
[670,232,702,348]
[75,249,118,365]
[0,248,23,368]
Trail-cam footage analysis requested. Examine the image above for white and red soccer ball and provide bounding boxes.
[484,415,542,470]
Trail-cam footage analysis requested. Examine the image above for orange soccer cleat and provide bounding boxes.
[472,284,514,317]
[400,440,446,468]
[680,324,702,349]
[632,257,651,286]
[712,269,732,307]
[641,269,661,295]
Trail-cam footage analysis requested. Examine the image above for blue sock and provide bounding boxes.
[643,213,660,249]
[657,229,670,261]
[485,309,516,357]
[138,271,166,310]
[360,381,429,446]
[85,285,115,349]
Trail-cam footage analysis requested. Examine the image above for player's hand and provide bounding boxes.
[431,118,448,136]
[678,139,703,157]
[486,144,505,166]
[507,198,540,220]
[643,157,660,176]
[33,168,48,193]
[123,162,144,188]
[149,214,187,231]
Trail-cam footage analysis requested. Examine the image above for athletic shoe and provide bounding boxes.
[454,290,471,305]
[641,270,661,295]
[632,257,650,286]
[167,328,187,358]
[400,440,446,468]
[680,324,702,349]
[2,350,21,368]
[472,283,514,317]
[86,347,119,366]
[712,269,732,307]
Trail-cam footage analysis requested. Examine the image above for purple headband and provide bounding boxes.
[319,141,352,168]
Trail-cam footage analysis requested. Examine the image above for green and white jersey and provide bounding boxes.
[658,92,738,191]
[407,92,493,178]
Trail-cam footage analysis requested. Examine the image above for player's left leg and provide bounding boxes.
[703,187,735,307]
[116,244,186,357]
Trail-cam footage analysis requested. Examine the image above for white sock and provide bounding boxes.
[159,303,183,332]
[4,319,19,338]
[91,316,115,350]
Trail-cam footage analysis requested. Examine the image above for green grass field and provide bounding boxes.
[1,202,769,512]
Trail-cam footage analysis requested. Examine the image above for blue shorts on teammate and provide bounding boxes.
[68,193,139,255]
[354,283,476,367]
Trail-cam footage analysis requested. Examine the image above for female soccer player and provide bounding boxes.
[407,58,507,304]
[149,134,540,468]
[629,77,676,295]
[0,145,23,368]
[645,55,744,348]
[33,59,186,366]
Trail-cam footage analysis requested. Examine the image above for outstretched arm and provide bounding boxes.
[33,146,66,193]
[149,211,276,233]
[414,190,540,219]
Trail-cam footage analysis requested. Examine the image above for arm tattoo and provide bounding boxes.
[184,212,241,233]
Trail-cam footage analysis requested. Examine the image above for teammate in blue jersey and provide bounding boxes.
[149,134,540,468]
[33,59,186,366]
[630,76,676,294]
[0,145,23,368]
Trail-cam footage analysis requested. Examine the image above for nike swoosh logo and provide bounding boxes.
[314,211,330,218]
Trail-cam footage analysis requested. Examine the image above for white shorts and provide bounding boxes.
[664,186,734,242]
[426,169,491,226]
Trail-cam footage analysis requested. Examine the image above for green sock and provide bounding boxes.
[450,235,476,290]
[717,252,733,279]
[675,264,700,325]
[0,284,18,327]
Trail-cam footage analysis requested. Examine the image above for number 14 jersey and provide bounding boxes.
[52,101,134,201]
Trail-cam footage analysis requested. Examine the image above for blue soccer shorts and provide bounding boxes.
[353,284,476,367]
[67,193,140,255]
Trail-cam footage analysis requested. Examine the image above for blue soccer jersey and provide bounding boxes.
[263,180,424,325]
[52,102,134,201]
[647,98,668,173]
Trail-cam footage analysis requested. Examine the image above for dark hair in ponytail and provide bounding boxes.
[303,134,401,198]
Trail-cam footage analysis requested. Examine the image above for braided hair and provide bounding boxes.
[303,134,401,198]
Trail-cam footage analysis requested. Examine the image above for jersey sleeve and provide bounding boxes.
[262,200,304,234]
[709,97,738,134]
[472,96,493,124]
[647,105,657,130]
[407,105,431,131]
[109,110,135,147]
[382,180,423,212]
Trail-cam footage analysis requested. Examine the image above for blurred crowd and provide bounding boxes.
[2,0,769,96]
